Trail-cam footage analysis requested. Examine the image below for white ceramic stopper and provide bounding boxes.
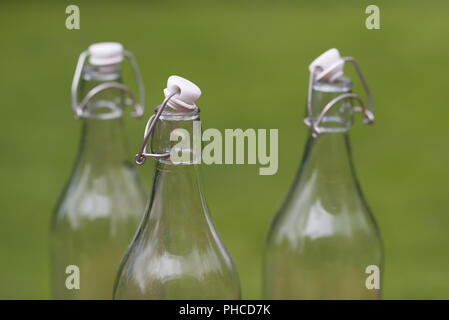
[163,75,202,111]
[309,48,345,82]
[88,42,124,66]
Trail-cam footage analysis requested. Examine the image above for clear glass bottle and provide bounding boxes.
[51,43,147,299]
[264,50,383,299]
[113,76,241,300]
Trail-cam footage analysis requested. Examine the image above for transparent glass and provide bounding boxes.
[50,65,147,299]
[113,108,241,299]
[264,78,383,299]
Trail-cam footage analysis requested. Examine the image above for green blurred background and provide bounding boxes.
[1,0,448,299]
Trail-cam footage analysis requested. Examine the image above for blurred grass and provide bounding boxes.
[0,0,448,299]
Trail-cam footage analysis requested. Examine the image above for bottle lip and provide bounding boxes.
[82,64,121,81]
[156,105,200,121]
[312,77,352,93]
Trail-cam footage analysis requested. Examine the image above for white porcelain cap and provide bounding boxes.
[309,48,345,82]
[88,42,124,66]
[163,75,201,111]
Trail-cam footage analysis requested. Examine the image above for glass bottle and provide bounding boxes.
[113,76,241,300]
[264,49,383,299]
[51,43,147,299]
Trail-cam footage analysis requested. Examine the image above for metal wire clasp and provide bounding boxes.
[305,57,375,138]
[71,50,145,119]
[134,90,180,165]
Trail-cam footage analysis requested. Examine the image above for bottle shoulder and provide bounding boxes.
[52,162,147,228]
[268,169,381,246]
[114,209,240,299]
[129,212,236,271]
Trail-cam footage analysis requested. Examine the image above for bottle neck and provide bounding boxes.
[144,108,208,241]
[77,117,129,168]
[151,161,205,218]
[80,64,124,119]
[142,160,212,256]
[302,132,356,187]
[76,64,129,168]
[301,78,358,188]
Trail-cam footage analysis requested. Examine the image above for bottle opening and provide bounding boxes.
[157,105,201,121]
[83,65,121,82]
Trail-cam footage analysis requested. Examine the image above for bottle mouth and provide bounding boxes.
[83,65,121,81]
[156,105,200,121]
[312,77,352,93]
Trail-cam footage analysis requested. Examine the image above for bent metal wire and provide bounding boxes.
[305,56,375,138]
[134,90,180,165]
[71,50,145,119]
